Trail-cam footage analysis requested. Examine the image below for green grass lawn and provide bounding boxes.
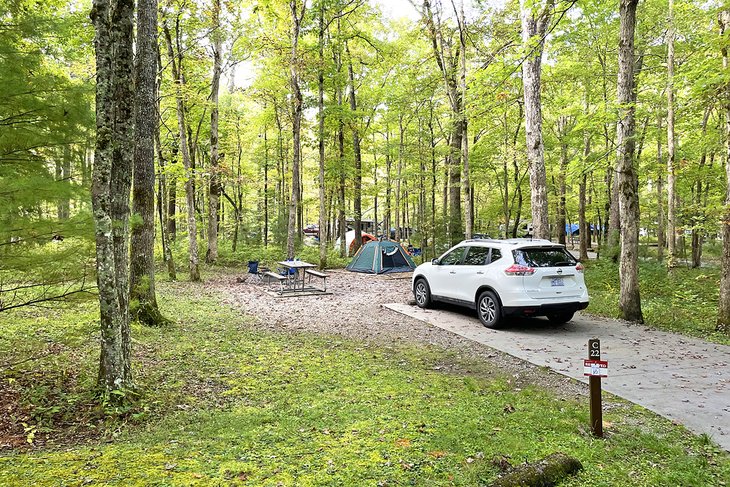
[1,279,728,486]
[584,259,730,346]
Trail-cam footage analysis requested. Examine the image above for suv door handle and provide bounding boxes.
[476,271,484,275]
[449,271,456,274]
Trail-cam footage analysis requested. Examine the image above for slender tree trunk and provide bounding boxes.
[338,106,346,257]
[385,127,392,238]
[346,41,363,253]
[656,115,665,261]
[692,108,711,268]
[520,0,553,240]
[317,5,328,268]
[579,130,590,260]
[458,1,472,239]
[206,0,222,264]
[422,0,462,245]
[90,0,134,393]
[287,0,305,259]
[717,11,730,333]
[396,116,404,242]
[616,0,643,323]
[163,22,200,281]
[666,0,678,267]
[130,0,165,326]
[557,116,569,245]
[155,123,176,281]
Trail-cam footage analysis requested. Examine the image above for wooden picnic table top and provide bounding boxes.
[277,260,317,269]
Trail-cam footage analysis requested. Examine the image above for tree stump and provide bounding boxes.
[489,452,583,487]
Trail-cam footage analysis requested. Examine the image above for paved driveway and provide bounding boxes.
[384,303,730,451]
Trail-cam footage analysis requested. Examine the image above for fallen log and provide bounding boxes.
[489,452,583,487]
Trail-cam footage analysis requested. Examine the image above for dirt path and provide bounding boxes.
[213,269,585,397]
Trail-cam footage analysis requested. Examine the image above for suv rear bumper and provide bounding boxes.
[502,300,589,318]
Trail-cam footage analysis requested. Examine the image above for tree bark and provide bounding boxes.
[666,0,678,267]
[90,0,134,393]
[130,0,165,326]
[489,452,582,487]
[656,115,665,261]
[317,4,328,269]
[717,10,730,334]
[458,1,472,239]
[206,0,222,264]
[520,0,553,240]
[557,116,570,245]
[422,0,463,245]
[616,0,643,323]
[347,40,363,253]
[163,21,200,281]
[287,0,306,259]
[579,132,590,261]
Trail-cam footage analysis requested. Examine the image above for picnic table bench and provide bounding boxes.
[263,271,288,292]
[304,269,329,291]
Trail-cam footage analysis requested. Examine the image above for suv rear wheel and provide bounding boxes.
[547,311,574,324]
[414,278,432,309]
[477,290,502,328]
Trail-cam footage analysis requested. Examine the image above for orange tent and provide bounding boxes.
[349,232,377,255]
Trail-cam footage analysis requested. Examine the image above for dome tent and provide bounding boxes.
[346,239,416,274]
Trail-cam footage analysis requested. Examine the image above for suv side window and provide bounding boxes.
[440,247,466,265]
[463,246,490,265]
[490,248,502,263]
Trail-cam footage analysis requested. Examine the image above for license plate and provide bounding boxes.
[551,277,564,287]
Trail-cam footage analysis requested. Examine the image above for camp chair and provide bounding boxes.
[247,260,269,284]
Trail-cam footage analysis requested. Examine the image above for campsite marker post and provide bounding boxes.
[584,338,607,438]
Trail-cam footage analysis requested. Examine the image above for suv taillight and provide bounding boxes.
[575,263,584,273]
[504,264,535,276]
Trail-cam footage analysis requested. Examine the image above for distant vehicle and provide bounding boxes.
[303,224,319,237]
[411,238,589,328]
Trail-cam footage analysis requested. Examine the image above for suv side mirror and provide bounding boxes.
[431,258,440,265]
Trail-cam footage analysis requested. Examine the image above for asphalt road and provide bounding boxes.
[384,303,730,451]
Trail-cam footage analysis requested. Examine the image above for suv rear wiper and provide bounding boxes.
[553,261,574,266]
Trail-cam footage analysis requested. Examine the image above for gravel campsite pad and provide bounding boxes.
[211,268,586,398]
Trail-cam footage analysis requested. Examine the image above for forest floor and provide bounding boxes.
[2,267,729,485]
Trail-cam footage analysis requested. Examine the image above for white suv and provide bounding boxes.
[411,239,589,328]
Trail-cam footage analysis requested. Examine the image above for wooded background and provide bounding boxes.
[3,0,730,390]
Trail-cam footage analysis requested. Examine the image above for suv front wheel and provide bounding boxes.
[477,290,502,329]
[414,278,432,309]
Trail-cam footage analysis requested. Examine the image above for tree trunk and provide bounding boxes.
[458,1,472,239]
[130,0,166,326]
[287,0,305,260]
[616,0,643,323]
[163,22,200,281]
[579,133,590,261]
[90,0,134,393]
[422,0,463,246]
[717,10,730,334]
[346,41,363,254]
[206,0,222,264]
[666,0,678,267]
[520,0,553,240]
[656,115,665,261]
[557,116,569,245]
[317,4,328,269]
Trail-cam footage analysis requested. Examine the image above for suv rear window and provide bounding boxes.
[513,248,576,267]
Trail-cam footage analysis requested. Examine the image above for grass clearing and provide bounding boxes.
[1,277,728,486]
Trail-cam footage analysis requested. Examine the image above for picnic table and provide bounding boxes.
[277,260,318,292]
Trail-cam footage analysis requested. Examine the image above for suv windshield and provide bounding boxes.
[513,248,576,267]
